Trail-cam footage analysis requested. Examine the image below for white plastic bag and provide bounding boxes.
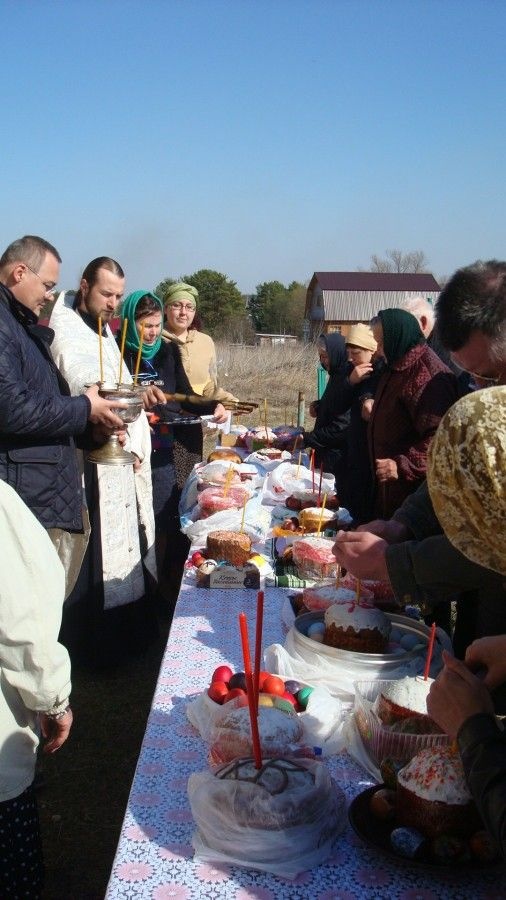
[188,757,346,878]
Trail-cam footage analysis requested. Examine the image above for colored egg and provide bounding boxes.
[207,681,229,703]
[281,690,297,707]
[212,665,233,684]
[389,628,402,643]
[258,695,275,708]
[309,631,324,643]
[228,672,247,691]
[262,675,286,696]
[273,697,295,714]
[390,827,425,859]
[400,632,422,651]
[296,686,314,709]
[369,788,396,821]
[223,688,247,703]
[308,622,325,637]
[284,680,302,695]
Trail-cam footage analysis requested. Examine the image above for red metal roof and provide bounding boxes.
[313,272,440,292]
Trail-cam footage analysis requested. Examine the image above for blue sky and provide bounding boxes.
[2,0,505,293]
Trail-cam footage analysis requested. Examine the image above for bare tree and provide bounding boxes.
[370,249,428,273]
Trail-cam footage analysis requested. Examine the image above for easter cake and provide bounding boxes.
[323,599,391,653]
[206,530,252,567]
[396,745,481,838]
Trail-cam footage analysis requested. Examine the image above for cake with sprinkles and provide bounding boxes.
[396,745,481,838]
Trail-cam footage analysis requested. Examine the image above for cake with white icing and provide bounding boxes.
[323,599,390,653]
[375,676,443,734]
[396,745,481,838]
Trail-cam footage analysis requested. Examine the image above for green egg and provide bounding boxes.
[273,697,295,714]
[297,686,314,709]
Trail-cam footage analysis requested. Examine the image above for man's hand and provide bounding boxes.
[141,385,167,409]
[332,529,391,581]
[465,636,506,691]
[356,518,410,543]
[375,457,398,482]
[427,651,495,739]
[85,384,126,429]
[212,403,229,424]
[39,708,73,754]
[349,363,373,385]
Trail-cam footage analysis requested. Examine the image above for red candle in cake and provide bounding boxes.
[239,612,262,769]
[254,590,264,710]
[423,621,436,680]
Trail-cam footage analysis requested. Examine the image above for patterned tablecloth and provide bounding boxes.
[106,584,503,900]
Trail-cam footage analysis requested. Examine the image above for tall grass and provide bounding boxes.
[215,341,321,428]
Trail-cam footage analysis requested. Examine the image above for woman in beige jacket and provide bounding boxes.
[161,282,237,593]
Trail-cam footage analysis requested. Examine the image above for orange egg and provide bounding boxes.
[262,675,286,697]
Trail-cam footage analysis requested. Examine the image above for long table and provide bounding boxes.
[106,583,503,899]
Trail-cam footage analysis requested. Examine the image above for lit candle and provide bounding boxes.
[133,321,145,384]
[118,318,128,386]
[316,493,327,535]
[98,316,104,384]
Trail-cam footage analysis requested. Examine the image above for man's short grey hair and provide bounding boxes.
[402,295,435,328]
[0,235,62,271]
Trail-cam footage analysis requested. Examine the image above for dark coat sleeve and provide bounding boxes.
[394,371,459,482]
[458,713,506,857]
[391,480,442,539]
[305,375,350,449]
[0,326,89,439]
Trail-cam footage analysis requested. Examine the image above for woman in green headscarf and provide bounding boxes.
[368,308,459,518]
[119,291,222,599]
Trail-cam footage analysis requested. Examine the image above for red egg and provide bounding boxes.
[282,690,297,707]
[223,687,247,703]
[262,675,285,697]
[257,670,271,690]
[212,665,233,684]
[207,681,229,703]
[191,551,205,566]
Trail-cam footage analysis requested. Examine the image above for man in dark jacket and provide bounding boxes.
[0,235,124,536]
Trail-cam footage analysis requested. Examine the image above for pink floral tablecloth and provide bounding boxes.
[106,584,504,900]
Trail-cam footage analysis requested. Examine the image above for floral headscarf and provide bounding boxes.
[427,386,506,576]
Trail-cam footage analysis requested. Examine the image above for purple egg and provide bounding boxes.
[284,680,302,694]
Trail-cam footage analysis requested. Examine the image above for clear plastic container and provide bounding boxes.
[354,679,450,768]
[292,535,337,579]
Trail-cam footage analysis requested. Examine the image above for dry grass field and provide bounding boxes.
[38,341,321,898]
[215,341,320,428]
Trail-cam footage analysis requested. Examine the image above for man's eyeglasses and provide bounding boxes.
[24,264,57,293]
[168,302,195,312]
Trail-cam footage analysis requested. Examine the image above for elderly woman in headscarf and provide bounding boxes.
[120,291,225,599]
[424,387,506,858]
[368,308,459,518]
[303,332,351,498]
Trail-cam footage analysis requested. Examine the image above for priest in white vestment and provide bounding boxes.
[49,259,157,666]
